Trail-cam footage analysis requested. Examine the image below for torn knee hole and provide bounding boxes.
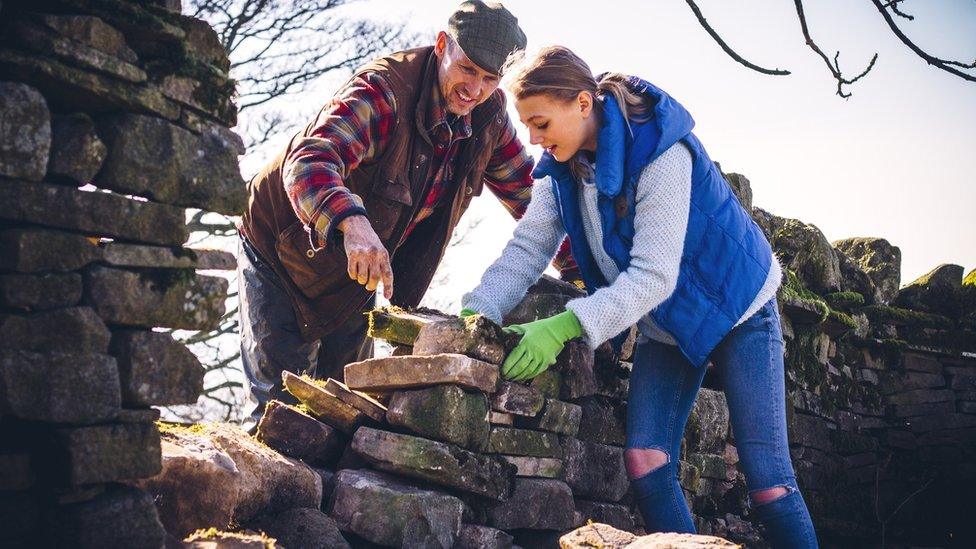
[624,448,669,479]
[750,486,791,506]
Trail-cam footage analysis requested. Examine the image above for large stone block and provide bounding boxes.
[52,422,161,485]
[560,523,739,549]
[0,180,187,246]
[47,113,106,185]
[0,228,101,272]
[894,263,965,317]
[329,468,464,548]
[0,49,179,120]
[576,396,627,447]
[414,315,508,364]
[322,378,387,422]
[352,427,515,500]
[0,349,120,423]
[500,455,565,478]
[109,329,203,406]
[0,272,83,311]
[834,238,902,304]
[503,292,570,325]
[100,242,233,270]
[555,341,598,400]
[245,507,350,549]
[561,438,629,502]
[684,388,730,454]
[0,81,50,181]
[84,266,227,330]
[94,113,244,214]
[367,306,454,345]
[0,307,110,353]
[255,400,345,466]
[455,524,514,549]
[469,478,575,530]
[574,500,636,533]
[33,14,138,62]
[491,380,544,416]
[281,372,369,434]
[15,19,147,84]
[487,427,562,458]
[345,353,499,394]
[772,218,842,294]
[514,398,582,436]
[46,486,165,549]
[386,384,490,451]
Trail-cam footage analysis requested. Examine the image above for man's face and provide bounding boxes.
[434,31,501,116]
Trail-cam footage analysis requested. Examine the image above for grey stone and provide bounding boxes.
[722,171,753,212]
[247,507,350,549]
[181,14,232,73]
[470,478,575,530]
[561,438,629,502]
[499,456,564,479]
[282,372,370,434]
[414,315,508,365]
[0,272,83,311]
[352,427,515,500]
[100,242,235,270]
[95,113,245,214]
[488,427,562,458]
[367,306,454,345]
[386,384,490,451]
[454,524,513,549]
[491,380,544,416]
[53,422,161,485]
[789,413,832,451]
[878,370,945,394]
[0,307,110,353]
[48,113,108,185]
[772,218,842,294]
[47,486,165,549]
[833,237,902,303]
[576,396,627,447]
[345,353,499,394]
[15,20,147,83]
[687,453,733,481]
[529,368,562,399]
[0,228,101,272]
[503,293,570,325]
[684,388,729,454]
[109,329,204,406]
[902,352,944,374]
[84,266,227,330]
[885,388,954,405]
[573,500,636,533]
[256,400,345,466]
[0,180,187,246]
[514,398,582,436]
[894,264,965,317]
[322,377,387,422]
[526,274,586,298]
[0,81,50,180]
[0,349,120,423]
[329,469,463,548]
[555,341,598,400]
[0,49,179,120]
[35,14,138,63]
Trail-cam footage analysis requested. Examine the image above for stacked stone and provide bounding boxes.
[0,1,240,546]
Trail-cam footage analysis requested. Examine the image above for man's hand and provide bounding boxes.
[339,215,393,299]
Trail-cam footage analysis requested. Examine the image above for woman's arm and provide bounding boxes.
[461,178,566,323]
[567,142,693,348]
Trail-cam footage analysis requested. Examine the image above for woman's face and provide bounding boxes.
[515,92,597,162]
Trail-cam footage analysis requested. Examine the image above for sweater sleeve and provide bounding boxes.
[566,142,693,348]
[461,178,566,323]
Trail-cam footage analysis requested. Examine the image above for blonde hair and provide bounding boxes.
[502,46,652,178]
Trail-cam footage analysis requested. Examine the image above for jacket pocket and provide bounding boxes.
[275,221,348,299]
[369,176,413,241]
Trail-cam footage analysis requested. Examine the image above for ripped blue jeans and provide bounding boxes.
[627,298,818,548]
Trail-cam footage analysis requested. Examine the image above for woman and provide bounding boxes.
[460,46,818,547]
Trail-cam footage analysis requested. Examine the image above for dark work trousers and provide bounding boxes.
[237,235,373,433]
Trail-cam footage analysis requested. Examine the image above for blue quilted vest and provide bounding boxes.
[533,77,773,367]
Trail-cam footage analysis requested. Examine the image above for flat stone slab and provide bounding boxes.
[414,315,508,365]
[491,381,544,416]
[386,384,490,451]
[282,371,368,434]
[455,524,514,549]
[256,400,345,466]
[367,306,454,345]
[514,398,582,436]
[345,353,499,394]
[352,427,515,500]
[0,272,83,311]
[0,179,187,247]
[101,242,235,271]
[562,438,629,502]
[500,456,565,479]
[487,427,562,458]
[0,81,50,181]
[322,378,386,422]
[0,307,110,354]
[329,468,464,548]
[470,478,575,530]
[84,266,227,331]
[574,500,636,533]
[0,227,102,273]
[109,329,203,406]
[560,523,741,548]
[0,349,120,423]
[53,422,161,486]
[503,293,570,325]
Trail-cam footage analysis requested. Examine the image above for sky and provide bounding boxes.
[244,0,976,311]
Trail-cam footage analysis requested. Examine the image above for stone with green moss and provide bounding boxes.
[772,218,842,295]
[367,306,453,345]
[414,314,508,365]
[514,398,582,436]
[487,427,562,458]
[561,437,629,502]
[386,384,490,452]
[894,264,965,318]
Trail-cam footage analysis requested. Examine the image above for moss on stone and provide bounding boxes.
[827,310,858,331]
[825,291,865,311]
[781,269,830,322]
[861,305,951,329]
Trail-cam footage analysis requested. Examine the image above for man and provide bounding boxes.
[237,1,573,430]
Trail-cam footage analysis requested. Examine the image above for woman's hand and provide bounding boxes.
[501,310,582,381]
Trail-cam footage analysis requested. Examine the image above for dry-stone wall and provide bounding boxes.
[0,0,241,546]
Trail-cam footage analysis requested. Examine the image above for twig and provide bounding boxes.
[794,0,878,97]
[685,0,791,76]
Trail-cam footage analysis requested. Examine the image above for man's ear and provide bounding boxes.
[434,31,449,59]
[578,91,594,117]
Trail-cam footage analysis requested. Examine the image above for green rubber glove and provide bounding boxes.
[459,308,479,318]
[502,310,582,381]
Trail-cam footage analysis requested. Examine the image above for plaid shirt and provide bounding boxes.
[282,70,579,278]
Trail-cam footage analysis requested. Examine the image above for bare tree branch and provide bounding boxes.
[794,0,878,98]
[685,0,791,76]
[871,0,976,81]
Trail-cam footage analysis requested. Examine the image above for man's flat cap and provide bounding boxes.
[448,1,527,75]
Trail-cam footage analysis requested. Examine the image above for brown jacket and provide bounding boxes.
[240,47,510,341]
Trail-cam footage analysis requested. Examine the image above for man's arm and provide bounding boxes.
[281,72,396,298]
[482,115,579,281]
